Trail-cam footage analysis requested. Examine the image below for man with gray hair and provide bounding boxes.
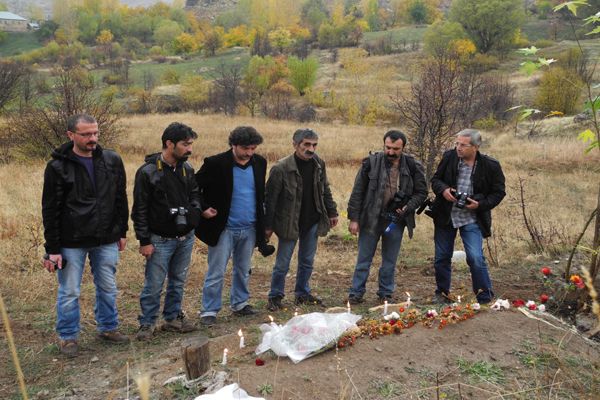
[265,128,338,311]
[429,129,506,304]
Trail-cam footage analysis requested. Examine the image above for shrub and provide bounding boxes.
[8,66,122,159]
[464,53,500,73]
[161,68,180,84]
[533,39,555,48]
[535,67,583,115]
[473,114,498,130]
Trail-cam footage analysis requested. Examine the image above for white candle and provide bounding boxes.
[347,301,351,314]
[457,295,462,304]
[238,329,245,349]
[268,315,274,323]
[294,309,298,317]
[406,292,411,307]
[383,300,388,315]
[222,348,228,366]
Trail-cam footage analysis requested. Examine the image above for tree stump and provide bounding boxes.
[182,336,210,380]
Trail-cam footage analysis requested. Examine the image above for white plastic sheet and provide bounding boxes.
[255,312,362,363]
[193,383,265,400]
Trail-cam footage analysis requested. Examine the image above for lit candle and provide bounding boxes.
[268,315,274,323]
[222,348,228,366]
[457,295,462,304]
[238,329,245,349]
[383,300,388,315]
[347,301,351,314]
[406,292,411,307]
[294,309,298,317]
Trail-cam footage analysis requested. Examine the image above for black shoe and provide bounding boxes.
[378,295,394,305]
[347,295,364,305]
[233,305,258,316]
[267,296,283,311]
[295,294,325,307]
[434,293,452,304]
[199,315,216,327]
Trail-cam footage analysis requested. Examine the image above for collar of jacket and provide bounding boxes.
[280,153,322,174]
[52,141,104,162]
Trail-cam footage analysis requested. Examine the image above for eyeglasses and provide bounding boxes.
[454,142,473,148]
[74,131,99,139]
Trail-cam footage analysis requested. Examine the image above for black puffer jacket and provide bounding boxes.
[430,149,506,238]
[132,153,202,245]
[42,142,129,254]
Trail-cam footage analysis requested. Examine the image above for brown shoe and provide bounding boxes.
[59,339,79,357]
[98,330,130,344]
[136,325,155,341]
[162,312,197,333]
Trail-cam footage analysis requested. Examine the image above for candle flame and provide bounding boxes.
[405,292,411,297]
[347,301,350,308]
[224,348,228,354]
[384,300,388,305]
[268,315,274,322]
[238,329,243,337]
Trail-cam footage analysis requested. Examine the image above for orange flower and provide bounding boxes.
[570,275,585,289]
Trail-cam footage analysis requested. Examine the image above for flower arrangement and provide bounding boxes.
[336,302,480,348]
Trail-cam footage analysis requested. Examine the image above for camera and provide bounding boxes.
[454,191,470,209]
[258,243,276,257]
[383,190,409,233]
[170,207,188,233]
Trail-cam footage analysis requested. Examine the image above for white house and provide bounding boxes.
[0,11,27,32]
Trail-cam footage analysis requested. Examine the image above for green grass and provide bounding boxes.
[93,48,251,87]
[0,31,43,57]
[457,358,505,385]
[362,25,428,44]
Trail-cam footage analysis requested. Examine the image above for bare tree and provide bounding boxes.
[8,66,122,158]
[0,61,28,112]
[391,53,514,180]
[211,63,244,116]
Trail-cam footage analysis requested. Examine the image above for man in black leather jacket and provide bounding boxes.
[430,129,506,304]
[42,114,130,357]
[132,122,204,340]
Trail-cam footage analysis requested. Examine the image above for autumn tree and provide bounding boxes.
[449,0,525,53]
[287,56,318,96]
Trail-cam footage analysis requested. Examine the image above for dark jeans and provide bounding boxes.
[434,222,494,303]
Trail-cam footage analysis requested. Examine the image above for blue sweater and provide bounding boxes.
[227,165,256,228]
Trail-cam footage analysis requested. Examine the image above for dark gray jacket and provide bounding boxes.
[265,153,337,240]
[347,152,427,238]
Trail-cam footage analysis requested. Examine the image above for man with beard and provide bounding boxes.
[42,114,130,357]
[347,130,427,305]
[132,122,204,340]
[196,126,268,327]
[265,128,338,311]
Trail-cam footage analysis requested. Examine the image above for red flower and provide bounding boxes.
[541,267,551,276]
[540,294,549,303]
[570,275,585,289]
[399,307,405,313]
[528,303,537,310]
[512,299,525,307]
[255,358,265,366]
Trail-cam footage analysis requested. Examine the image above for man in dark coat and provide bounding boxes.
[195,126,268,326]
[430,129,506,304]
[132,122,203,340]
[42,114,130,357]
[347,130,427,305]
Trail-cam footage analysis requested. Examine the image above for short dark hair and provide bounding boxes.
[67,114,96,133]
[228,126,263,146]
[292,128,319,145]
[383,130,407,146]
[161,122,198,148]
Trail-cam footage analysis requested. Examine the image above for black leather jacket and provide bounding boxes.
[430,149,506,238]
[132,153,202,245]
[42,142,129,254]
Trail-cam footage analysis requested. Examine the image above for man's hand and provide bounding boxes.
[348,221,359,236]
[265,229,273,241]
[394,205,408,216]
[443,188,457,202]
[329,216,339,228]
[202,207,218,219]
[139,244,154,260]
[118,238,127,251]
[43,254,63,273]
[465,197,479,210]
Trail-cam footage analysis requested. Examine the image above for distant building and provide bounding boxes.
[0,11,27,32]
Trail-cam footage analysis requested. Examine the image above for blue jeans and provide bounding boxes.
[201,226,255,317]
[269,223,319,299]
[349,221,405,298]
[434,222,494,303]
[138,232,195,326]
[57,243,120,340]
